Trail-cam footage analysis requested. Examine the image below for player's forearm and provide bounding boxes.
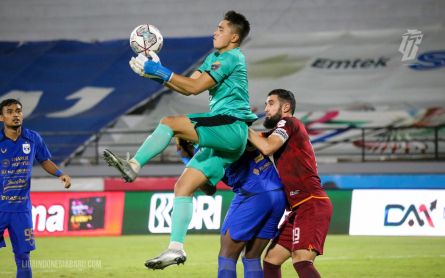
[164,81,193,96]
[169,74,211,95]
[40,159,63,177]
[248,129,277,156]
[165,70,205,95]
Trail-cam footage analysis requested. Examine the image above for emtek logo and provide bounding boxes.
[409,50,445,70]
[384,200,436,227]
[311,57,389,69]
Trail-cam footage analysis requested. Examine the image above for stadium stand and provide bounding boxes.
[0,38,213,163]
[0,0,444,173]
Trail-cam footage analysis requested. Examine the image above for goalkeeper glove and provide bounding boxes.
[129,53,164,83]
[143,54,173,82]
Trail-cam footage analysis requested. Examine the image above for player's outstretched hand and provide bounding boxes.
[59,174,71,189]
[129,56,146,76]
[129,54,165,84]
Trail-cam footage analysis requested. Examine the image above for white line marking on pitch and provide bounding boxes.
[319,254,445,261]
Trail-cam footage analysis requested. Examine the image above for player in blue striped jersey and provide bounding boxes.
[0,99,71,278]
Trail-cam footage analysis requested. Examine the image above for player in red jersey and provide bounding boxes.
[248,89,333,278]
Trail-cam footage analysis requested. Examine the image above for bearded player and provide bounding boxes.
[248,89,332,278]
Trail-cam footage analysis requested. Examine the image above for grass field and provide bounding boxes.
[1,235,445,277]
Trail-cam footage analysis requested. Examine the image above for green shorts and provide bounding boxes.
[186,112,249,185]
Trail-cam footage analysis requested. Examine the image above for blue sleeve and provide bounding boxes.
[34,133,51,163]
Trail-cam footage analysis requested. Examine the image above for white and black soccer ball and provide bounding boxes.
[129,24,163,56]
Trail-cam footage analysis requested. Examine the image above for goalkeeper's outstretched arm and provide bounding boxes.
[164,71,207,96]
[129,52,215,96]
[166,71,215,95]
[139,51,215,95]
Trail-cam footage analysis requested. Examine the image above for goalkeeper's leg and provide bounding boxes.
[145,168,207,270]
[134,115,199,166]
[103,115,198,182]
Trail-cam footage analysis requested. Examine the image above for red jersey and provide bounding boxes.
[265,116,328,209]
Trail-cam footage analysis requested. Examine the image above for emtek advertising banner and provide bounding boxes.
[122,191,234,235]
[31,192,124,236]
[350,190,445,236]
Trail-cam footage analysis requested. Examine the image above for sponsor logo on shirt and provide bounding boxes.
[254,153,264,163]
[1,195,29,202]
[290,190,300,196]
[3,176,28,192]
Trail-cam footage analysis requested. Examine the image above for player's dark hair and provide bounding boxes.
[268,89,296,114]
[224,10,250,45]
[0,99,22,115]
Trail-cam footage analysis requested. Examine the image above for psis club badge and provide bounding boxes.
[22,143,31,154]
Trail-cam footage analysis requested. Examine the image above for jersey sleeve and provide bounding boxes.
[271,119,296,143]
[34,133,52,163]
[204,52,237,84]
[198,54,212,73]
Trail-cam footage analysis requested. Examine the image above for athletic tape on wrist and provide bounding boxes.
[55,169,64,177]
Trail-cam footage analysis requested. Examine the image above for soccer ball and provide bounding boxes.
[129,24,163,56]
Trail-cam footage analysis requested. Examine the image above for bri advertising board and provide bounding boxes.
[122,191,234,235]
[30,192,124,236]
[349,190,445,236]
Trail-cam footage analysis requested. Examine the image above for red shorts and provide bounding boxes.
[274,198,332,255]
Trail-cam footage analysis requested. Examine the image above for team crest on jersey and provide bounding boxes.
[211,61,221,70]
[22,143,31,154]
[277,119,286,127]
[0,148,6,154]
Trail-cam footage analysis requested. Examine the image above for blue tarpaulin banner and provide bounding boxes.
[0,38,213,162]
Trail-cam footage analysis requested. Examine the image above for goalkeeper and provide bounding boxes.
[103,10,257,270]
[177,139,286,278]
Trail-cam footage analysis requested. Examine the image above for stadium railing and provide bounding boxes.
[39,124,445,166]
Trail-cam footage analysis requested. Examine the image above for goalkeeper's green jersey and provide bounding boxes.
[198,48,257,122]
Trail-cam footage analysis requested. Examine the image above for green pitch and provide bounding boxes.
[1,235,444,277]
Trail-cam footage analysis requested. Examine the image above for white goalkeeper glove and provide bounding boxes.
[129,52,164,83]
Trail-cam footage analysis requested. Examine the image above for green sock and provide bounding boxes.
[170,196,193,244]
[133,123,174,166]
